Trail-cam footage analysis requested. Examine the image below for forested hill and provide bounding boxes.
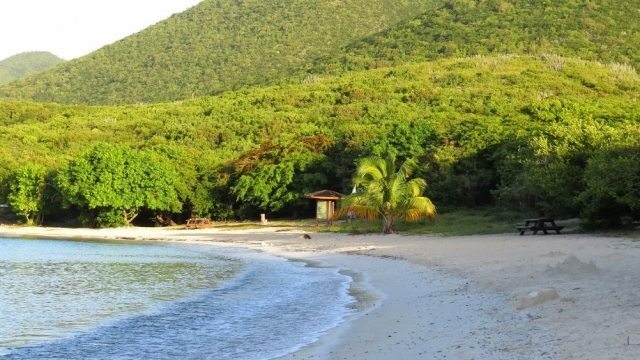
[314,0,640,73]
[0,52,64,85]
[0,0,431,105]
[1,56,638,225]
[1,1,637,106]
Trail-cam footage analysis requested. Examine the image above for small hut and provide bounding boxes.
[304,190,345,226]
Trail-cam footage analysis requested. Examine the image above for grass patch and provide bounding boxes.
[588,228,640,240]
[317,207,534,236]
[610,231,640,240]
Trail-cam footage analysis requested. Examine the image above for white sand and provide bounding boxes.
[2,226,640,359]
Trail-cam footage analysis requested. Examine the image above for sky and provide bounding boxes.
[0,0,203,61]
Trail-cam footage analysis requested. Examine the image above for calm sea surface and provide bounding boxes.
[0,238,354,359]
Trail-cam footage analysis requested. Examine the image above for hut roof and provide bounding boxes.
[304,190,345,200]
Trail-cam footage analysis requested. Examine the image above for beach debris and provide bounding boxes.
[545,255,599,276]
[626,336,640,346]
[517,288,559,310]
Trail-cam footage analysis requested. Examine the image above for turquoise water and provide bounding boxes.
[0,238,354,359]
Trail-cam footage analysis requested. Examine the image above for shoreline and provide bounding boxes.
[2,226,640,359]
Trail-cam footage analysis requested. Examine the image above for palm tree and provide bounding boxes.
[340,156,436,234]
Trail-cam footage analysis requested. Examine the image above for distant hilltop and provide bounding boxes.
[0,51,64,85]
[0,0,431,105]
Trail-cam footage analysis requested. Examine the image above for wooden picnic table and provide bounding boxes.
[517,218,564,235]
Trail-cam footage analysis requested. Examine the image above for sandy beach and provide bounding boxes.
[2,225,640,359]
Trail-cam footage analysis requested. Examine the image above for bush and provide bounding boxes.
[94,208,127,228]
[579,147,640,226]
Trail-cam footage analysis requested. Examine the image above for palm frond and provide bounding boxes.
[400,196,437,222]
[398,158,416,179]
[406,178,427,197]
[355,157,387,183]
[337,192,382,220]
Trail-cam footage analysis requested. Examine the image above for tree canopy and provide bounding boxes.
[56,144,181,227]
[7,164,48,224]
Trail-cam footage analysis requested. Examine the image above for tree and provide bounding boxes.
[7,164,48,225]
[341,156,436,234]
[231,136,332,215]
[578,146,640,226]
[56,144,181,227]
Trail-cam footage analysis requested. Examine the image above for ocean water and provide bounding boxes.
[0,238,354,359]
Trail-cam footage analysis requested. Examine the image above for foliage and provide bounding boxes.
[231,136,332,214]
[369,121,437,160]
[0,0,429,104]
[0,0,637,229]
[340,156,436,233]
[7,164,48,224]
[0,56,637,226]
[494,119,640,221]
[0,52,64,85]
[56,144,181,227]
[579,146,640,226]
[315,0,640,74]
[93,208,128,228]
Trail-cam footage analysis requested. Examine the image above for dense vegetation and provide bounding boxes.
[2,0,638,106]
[0,52,64,85]
[315,0,640,74]
[1,56,638,226]
[0,0,430,104]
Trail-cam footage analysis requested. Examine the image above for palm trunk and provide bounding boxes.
[382,215,394,234]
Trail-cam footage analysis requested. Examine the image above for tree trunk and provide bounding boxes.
[35,212,44,226]
[156,212,177,227]
[382,215,394,234]
[123,209,139,226]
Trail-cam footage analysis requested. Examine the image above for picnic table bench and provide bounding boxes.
[185,218,213,229]
[517,218,564,235]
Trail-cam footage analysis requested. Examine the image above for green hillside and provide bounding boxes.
[1,56,638,225]
[0,52,64,85]
[2,0,638,105]
[315,0,640,73]
[0,0,430,105]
